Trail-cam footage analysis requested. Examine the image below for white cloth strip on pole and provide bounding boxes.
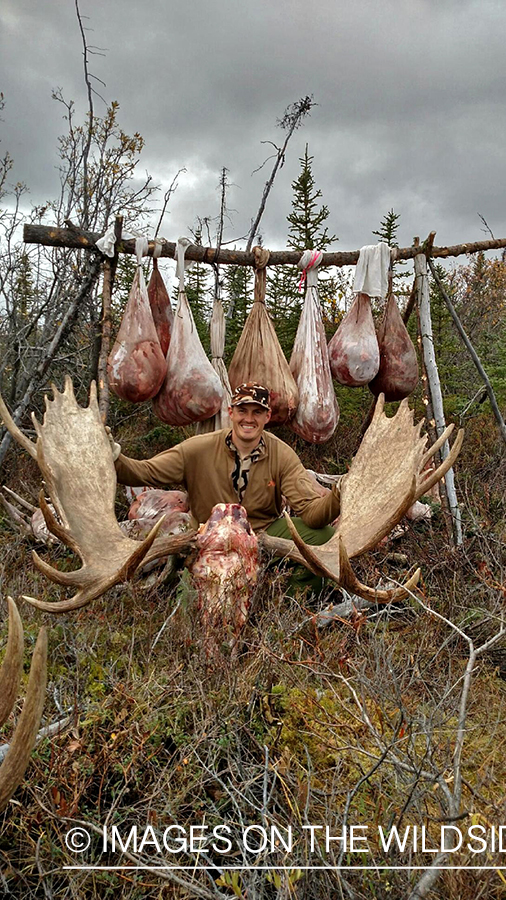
[175,236,192,291]
[353,242,390,298]
[414,252,463,545]
[95,225,136,257]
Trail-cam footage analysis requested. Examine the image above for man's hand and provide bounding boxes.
[105,426,121,462]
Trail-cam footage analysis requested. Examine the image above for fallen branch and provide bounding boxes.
[0,715,71,763]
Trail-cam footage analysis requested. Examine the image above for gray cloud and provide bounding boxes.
[2,0,506,258]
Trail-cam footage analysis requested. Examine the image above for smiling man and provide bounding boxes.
[113,382,341,595]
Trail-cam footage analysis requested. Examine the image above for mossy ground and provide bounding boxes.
[0,406,505,899]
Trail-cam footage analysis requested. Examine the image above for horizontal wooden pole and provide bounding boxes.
[23,223,506,268]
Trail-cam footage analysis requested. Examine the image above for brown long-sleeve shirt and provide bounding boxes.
[115,428,340,533]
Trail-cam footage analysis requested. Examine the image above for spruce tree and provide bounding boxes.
[268,145,338,355]
[372,208,401,247]
[223,264,253,365]
[286,145,337,252]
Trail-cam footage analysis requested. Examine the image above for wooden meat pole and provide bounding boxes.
[414,240,463,546]
[97,216,122,423]
[23,224,506,268]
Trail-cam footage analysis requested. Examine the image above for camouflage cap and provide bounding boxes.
[230,382,271,410]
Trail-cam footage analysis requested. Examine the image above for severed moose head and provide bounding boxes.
[190,503,258,656]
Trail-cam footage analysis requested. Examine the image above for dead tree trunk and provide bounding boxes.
[245,96,314,253]
[97,216,122,423]
[0,259,101,470]
[414,251,463,546]
[428,258,506,447]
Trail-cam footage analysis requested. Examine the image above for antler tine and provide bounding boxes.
[372,392,385,421]
[31,551,88,588]
[0,598,24,728]
[88,378,99,407]
[2,487,36,515]
[64,374,76,400]
[339,535,422,602]
[258,532,323,573]
[0,395,37,460]
[0,493,32,535]
[416,428,464,499]
[24,515,167,613]
[51,375,75,407]
[38,491,77,552]
[138,529,198,570]
[0,625,47,814]
[421,422,454,467]
[351,568,422,604]
[282,512,338,579]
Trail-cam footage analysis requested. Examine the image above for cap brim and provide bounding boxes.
[231,399,270,409]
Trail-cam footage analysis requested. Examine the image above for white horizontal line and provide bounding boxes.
[62,865,506,871]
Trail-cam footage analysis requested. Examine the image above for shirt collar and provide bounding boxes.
[225,431,266,460]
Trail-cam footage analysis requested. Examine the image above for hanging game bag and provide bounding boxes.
[153,237,224,425]
[289,250,339,443]
[369,293,419,401]
[328,292,380,386]
[107,237,167,403]
[228,247,298,425]
[147,248,173,357]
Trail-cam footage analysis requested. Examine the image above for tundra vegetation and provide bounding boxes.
[0,79,506,900]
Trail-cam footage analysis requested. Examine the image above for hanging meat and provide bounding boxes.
[369,293,419,401]
[107,238,167,403]
[289,250,339,443]
[228,247,298,424]
[147,258,173,357]
[153,239,223,426]
[328,293,380,386]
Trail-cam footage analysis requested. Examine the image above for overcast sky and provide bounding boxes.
[2,0,506,265]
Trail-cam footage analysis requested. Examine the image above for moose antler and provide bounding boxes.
[0,597,47,813]
[0,378,195,612]
[261,395,464,602]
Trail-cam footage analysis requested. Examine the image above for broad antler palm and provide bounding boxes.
[0,598,47,813]
[261,395,464,602]
[0,378,187,612]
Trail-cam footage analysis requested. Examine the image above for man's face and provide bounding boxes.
[229,402,271,447]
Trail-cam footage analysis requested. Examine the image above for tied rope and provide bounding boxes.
[252,246,270,305]
[297,249,323,291]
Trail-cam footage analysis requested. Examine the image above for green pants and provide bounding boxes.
[265,516,335,599]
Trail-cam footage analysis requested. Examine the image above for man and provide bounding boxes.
[113,382,341,595]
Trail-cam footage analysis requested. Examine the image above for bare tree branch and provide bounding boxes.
[245,95,315,253]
